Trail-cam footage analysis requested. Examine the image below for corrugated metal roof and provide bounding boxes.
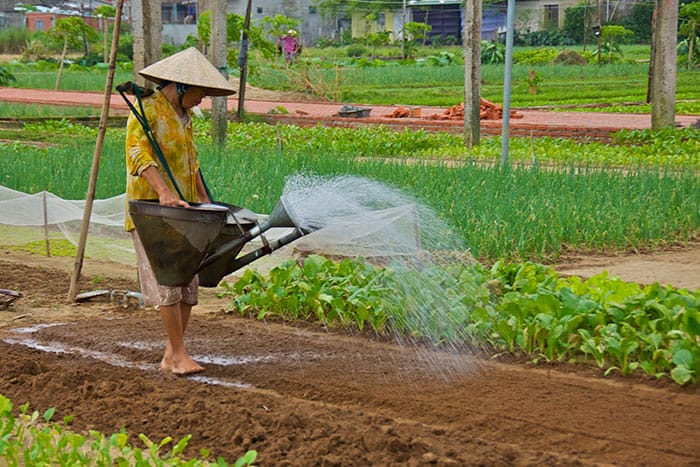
[407,0,461,5]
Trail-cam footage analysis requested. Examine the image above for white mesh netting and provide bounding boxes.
[291,204,421,257]
[0,181,427,273]
[0,185,135,265]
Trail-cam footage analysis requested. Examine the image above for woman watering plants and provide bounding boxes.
[123,47,236,375]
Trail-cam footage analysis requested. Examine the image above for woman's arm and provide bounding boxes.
[140,165,190,207]
[196,170,211,204]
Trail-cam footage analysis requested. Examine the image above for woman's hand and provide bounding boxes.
[159,190,190,208]
[140,165,190,208]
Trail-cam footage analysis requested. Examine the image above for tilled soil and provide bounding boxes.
[0,251,699,466]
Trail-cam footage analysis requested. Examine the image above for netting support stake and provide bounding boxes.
[43,191,51,257]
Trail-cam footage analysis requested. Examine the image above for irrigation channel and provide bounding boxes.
[1,175,699,464]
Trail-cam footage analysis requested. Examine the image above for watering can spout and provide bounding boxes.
[197,197,317,287]
[212,228,304,275]
[253,196,315,236]
[197,197,304,273]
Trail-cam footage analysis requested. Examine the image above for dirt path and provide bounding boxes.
[554,241,700,291]
[1,248,699,465]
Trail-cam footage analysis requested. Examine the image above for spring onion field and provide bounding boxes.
[2,120,698,263]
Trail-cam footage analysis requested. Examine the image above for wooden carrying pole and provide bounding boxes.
[67,0,125,302]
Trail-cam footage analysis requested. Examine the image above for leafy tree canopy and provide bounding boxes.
[314,0,401,18]
[48,17,97,50]
[197,11,277,62]
[259,14,301,40]
[94,5,115,18]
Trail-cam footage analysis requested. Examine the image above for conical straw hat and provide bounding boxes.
[139,47,236,96]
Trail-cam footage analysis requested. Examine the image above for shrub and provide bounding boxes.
[0,27,34,54]
[622,2,654,43]
[21,39,50,62]
[515,29,575,47]
[0,65,15,86]
[513,47,558,65]
[563,3,594,44]
[553,49,588,65]
[316,36,340,48]
[481,40,505,64]
[346,44,368,57]
[430,34,460,46]
[424,51,456,66]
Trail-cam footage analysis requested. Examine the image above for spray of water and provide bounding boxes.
[280,173,487,380]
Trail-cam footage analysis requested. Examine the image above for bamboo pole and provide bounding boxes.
[43,191,50,257]
[67,0,125,303]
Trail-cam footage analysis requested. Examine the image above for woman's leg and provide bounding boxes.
[159,302,203,375]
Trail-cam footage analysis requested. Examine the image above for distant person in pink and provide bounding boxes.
[277,29,300,64]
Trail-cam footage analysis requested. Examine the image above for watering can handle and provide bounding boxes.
[115,81,154,97]
[116,81,188,202]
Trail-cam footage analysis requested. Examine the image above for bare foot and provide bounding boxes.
[160,346,174,371]
[169,356,204,375]
[160,356,173,372]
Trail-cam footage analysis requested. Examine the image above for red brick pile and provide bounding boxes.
[429,98,523,120]
[382,106,422,118]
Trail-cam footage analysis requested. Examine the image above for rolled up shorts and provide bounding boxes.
[131,230,198,308]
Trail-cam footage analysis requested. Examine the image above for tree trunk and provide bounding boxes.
[103,19,109,64]
[210,0,228,147]
[236,0,252,122]
[198,0,208,50]
[646,0,658,103]
[596,0,602,65]
[650,0,678,130]
[55,38,68,91]
[463,0,482,148]
[131,0,162,87]
[688,31,695,70]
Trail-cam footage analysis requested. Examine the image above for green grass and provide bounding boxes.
[0,102,103,118]
[7,69,134,92]
[10,238,76,256]
[224,152,698,262]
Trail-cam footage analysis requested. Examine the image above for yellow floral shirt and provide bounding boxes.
[124,91,200,231]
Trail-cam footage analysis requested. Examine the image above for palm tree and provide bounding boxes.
[95,5,116,64]
[48,17,97,90]
[680,2,700,69]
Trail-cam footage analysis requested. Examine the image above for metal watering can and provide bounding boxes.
[129,197,315,287]
[119,82,317,287]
